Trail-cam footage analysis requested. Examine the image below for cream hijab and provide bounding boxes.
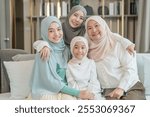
[85,16,115,61]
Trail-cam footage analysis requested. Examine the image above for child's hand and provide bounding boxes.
[79,90,94,100]
[126,44,135,55]
[40,46,51,60]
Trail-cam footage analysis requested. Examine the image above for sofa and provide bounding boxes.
[0,49,150,100]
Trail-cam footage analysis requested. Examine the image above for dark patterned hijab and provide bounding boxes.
[62,5,87,46]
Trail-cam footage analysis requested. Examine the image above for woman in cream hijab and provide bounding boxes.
[85,16,145,100]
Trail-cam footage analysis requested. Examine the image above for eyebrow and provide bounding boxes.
[74,12,84,17]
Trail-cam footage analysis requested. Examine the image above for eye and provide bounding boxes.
[82,47,85,49]
[95,24,99,27]
[73,13,78,17]
[87,27,92,30]
[57,28,61,31]
[82,46,86,49]
[48,29,53,33]
[80,17,84,20]
[74,45,78,49]
[75,46,78,49]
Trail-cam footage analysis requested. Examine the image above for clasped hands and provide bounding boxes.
[79,90,95,100]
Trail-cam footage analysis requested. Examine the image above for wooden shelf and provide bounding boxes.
[124,15,138,17]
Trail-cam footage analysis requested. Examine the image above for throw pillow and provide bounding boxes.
[3,60,34,99]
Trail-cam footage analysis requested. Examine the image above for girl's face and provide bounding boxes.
[48,22,63,43]
[69,10,84,28]
[73,41,87,60]
[87,20,105,41]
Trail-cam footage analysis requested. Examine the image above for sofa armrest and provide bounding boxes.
[136,53,150,96]
[0,49,28,93]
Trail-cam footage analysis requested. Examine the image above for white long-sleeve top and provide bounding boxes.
[66,58,102,99]
[96,41,139,92]
[33,40,50,52]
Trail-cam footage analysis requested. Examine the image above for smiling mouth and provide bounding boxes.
[53,37,60,41]
[72,22,79,26]
[92,33,98,37]
[92,34,96,36]
[92,32,100,37]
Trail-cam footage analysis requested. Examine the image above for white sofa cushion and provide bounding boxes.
[3,60,34,99]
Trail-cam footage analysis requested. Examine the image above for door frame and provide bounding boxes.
[0,0,12,49]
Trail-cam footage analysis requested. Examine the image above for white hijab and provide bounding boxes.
[84,16,115,62]
[69,36,89,64]
[67,36,92,90]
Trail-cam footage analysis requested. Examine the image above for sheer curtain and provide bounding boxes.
[135,0,150,53]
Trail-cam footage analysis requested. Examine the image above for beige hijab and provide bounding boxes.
[85,16,115,61]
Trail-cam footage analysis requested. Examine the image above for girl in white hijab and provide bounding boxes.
[85,16,145,100]
[66,36,104,100]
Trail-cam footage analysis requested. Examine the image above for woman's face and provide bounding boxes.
[69,10,84,28]
[87,20,105,41]
[48,22,63,43]
[73,41,87,60]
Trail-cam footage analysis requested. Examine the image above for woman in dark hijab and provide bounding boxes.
[62,5,87,46]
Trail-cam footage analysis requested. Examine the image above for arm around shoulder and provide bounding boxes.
[33,40,50,52]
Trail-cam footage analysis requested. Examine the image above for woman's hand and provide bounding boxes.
[126,44,135,55]
[40,46,51,60]
[107,88,124,99]
[79,90,94,100]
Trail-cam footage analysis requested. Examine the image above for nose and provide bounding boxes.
[78,48,82,53]
[54,31,59,36]
[75,16,80,22]
[92,27,96,32]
